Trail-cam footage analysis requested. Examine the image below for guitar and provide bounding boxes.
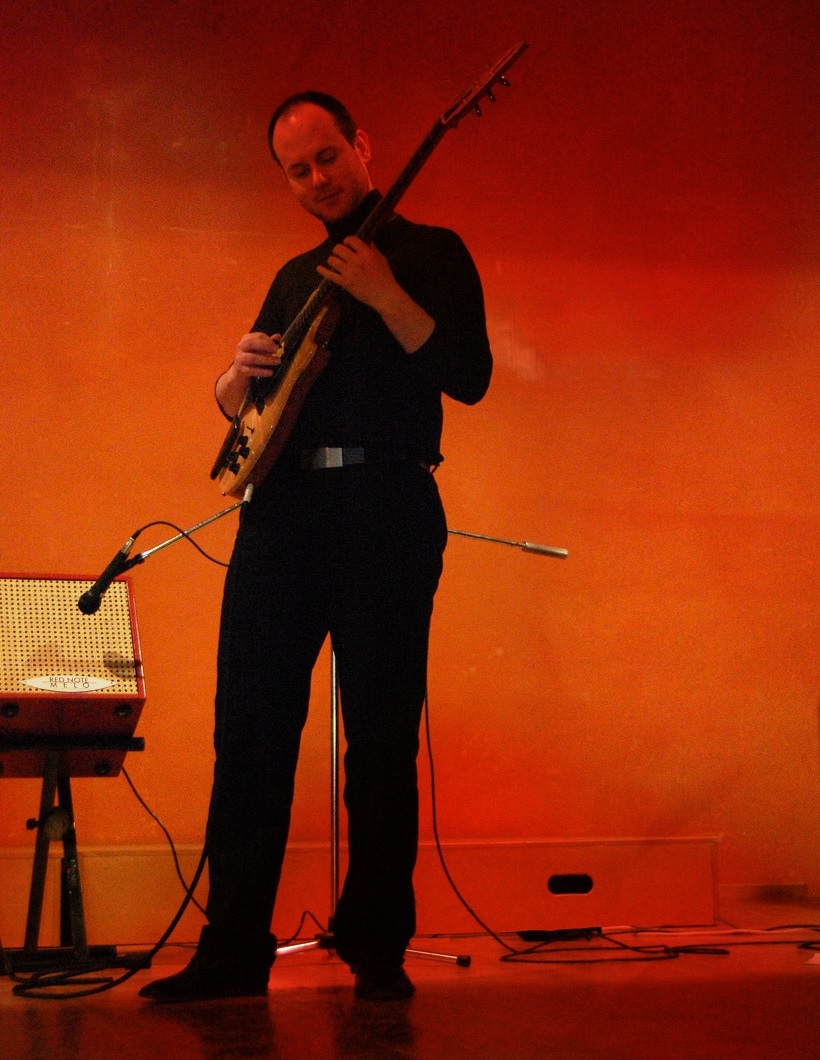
[210,40,528,496]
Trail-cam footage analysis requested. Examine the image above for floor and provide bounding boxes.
[2,897,819,1059]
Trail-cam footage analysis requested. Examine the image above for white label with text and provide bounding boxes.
[25,675,114,693]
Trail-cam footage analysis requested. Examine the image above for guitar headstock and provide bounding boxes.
[440,41,528,127]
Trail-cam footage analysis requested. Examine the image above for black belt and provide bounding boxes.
[296,447,430,471]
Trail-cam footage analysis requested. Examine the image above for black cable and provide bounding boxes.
[502,933,683,965]
[121,766,207,917]
[131,519,230,568]
[10,846,207,999]
[422,692,518,954]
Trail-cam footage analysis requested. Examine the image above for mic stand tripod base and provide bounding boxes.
[275,933,471,967]
[406,945,471,967]
[275,928,334,959]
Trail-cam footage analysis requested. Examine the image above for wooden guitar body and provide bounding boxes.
[212,299,340,496]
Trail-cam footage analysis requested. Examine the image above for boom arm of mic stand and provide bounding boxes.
[448,528,568,559]
[123,485,254,572]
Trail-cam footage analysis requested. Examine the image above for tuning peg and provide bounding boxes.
[500,76,510,87]
[474,102,482,116]
[487,89,496,103]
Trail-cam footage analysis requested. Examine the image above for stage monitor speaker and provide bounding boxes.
[0,574,146,777]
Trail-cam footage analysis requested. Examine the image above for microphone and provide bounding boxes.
[78,536,137,615]
[520,542,569,558]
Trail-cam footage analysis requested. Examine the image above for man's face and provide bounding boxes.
[272,103,373,225]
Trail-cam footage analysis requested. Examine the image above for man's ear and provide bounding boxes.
[354,129,371,165]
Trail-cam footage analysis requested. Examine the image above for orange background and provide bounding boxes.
[2,0,818,909]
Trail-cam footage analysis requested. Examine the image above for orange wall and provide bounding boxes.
[2,0,818,900]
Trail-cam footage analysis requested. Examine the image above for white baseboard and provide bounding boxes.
[0,836,721,949]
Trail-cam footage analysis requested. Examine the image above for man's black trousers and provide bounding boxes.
[204,460,447,970]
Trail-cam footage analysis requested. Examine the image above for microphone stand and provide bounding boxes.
[276,526,567,969]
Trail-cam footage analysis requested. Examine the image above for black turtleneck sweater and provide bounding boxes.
[250,190,492,467]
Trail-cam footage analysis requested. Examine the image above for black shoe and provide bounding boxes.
[138,927,276,1003]
[353,965,415,1001]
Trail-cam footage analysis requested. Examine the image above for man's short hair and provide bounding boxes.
[267,92,358,165]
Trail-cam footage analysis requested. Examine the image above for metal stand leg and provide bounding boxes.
[56,774,90,960]
[20,752,91,966]
[3,744,150,975]
[23,750,61,953]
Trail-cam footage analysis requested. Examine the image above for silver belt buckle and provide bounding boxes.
[301,446,365,469]
[303,447,345,468]
[322,447,344,468]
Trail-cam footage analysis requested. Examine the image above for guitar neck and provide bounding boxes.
[357,39,529,240]
[357,121,448,241]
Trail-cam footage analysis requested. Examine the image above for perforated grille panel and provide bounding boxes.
[0,576,141,695]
